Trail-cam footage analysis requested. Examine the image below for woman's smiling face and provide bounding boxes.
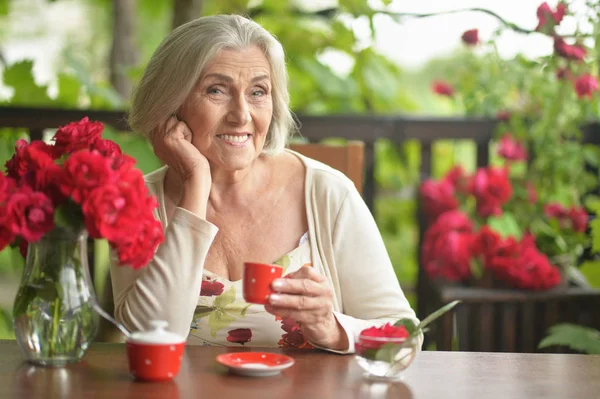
[178,46,273,172]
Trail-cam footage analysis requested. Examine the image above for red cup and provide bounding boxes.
[126,341,185,382]
[243,262,284,304]
[126,320,186,382]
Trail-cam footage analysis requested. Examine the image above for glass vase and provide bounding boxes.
[355,334,419,382]
[12,227,99,367]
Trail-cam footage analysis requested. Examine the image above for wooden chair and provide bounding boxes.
[96,141,365,342]
[289,141,364,194]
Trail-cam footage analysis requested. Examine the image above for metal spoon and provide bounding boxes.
[91,301,132,339]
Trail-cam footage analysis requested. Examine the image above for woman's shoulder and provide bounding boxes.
[285,148,356,202]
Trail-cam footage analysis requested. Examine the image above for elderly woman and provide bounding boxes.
[111,14,418,353]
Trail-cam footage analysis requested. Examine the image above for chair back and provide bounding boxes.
[289,141,364,194]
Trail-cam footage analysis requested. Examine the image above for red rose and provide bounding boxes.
[526,182,538,204]
[82,184,144,240]
[544,203,586,232]
[444,165,469,193]
[568,206,588,233]
[469,167,512,217]
[554,37,586,61]
[536,2,566,32]
[357,323,409,351]
[61,150,115,203]
[471,226,502,263]
[200,278,225,296]
[432,80,454,97]
[90,139,123,159]
[461,29,479,45]
[0,223,15,252]
[18,239,28,258]
[6,187,54,242]
[544,202,568,219]
[484,233,561,290]
[422,210,474,281]
[419,179,458,224]
[496,110,511,121]
[226,328,252,345]
[52,117,104,154]
[0,174,16,204]
[113,217,164,269]
[360,323,409,339]
[5,140,57,188]
[574,74,598,98]
[556,67,571,81]
[497,133,527,161]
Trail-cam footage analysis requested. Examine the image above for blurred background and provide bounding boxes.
[1,0,599,352]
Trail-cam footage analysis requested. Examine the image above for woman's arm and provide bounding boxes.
[110,207,218,337]
[330,187,422,353]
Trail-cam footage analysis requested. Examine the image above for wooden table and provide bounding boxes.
[1,340,599,399]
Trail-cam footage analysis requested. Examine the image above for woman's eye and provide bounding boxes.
[207,87,223,94]
[252,88,266,97]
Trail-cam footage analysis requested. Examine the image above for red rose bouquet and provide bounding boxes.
[0,117,163,269]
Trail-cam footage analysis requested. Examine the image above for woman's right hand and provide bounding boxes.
[152,116,211,217]
[152,116,210,184]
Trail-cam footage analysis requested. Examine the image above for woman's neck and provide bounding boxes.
[209,157,271,209]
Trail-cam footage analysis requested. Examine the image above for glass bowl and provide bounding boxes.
[355,334,419,381]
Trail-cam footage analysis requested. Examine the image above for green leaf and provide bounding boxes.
[36,278,59,302]
[539,323,600,354]
[0,0,8,16]
[393,318,418,336]
[12,285,36,317]
[590,218,600,253]
[2,60,53,106]
[193,307,214,319]
[417,300,460,331]
[239,303,252,317]
[487,212,523,240]
[55,73,82,107]
[584,195,600,213]
[213,285,236,309]
[578,260,600,288]
[207,310,236,338]
[375,342,401,363]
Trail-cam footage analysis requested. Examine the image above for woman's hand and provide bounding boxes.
[152,116,210,184]
[265,266,349,351]
[152,116,211,217]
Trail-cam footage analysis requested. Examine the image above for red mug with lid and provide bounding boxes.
[126,320,186,382]
[243,262,284,304]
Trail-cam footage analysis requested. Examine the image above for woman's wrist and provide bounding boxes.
[179,175,210,218]
[308,314,349,351]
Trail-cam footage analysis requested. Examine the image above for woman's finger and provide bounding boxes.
[268,291,331,310]
[271,277,329,297]
[284,265,327,283]
[264,304,327,324]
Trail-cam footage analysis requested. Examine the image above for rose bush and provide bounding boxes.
[422,1,600,290]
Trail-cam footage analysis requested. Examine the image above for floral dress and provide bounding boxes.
[189,233,313,348]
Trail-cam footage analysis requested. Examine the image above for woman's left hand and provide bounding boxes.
[264,266,349,351]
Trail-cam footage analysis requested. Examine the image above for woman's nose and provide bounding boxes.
[226,96,251,126]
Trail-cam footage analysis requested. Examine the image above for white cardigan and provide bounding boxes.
[110,150,420,353]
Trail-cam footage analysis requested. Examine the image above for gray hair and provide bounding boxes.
[128,14,296,155]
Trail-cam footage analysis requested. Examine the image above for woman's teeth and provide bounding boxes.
[218,134,249,143]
